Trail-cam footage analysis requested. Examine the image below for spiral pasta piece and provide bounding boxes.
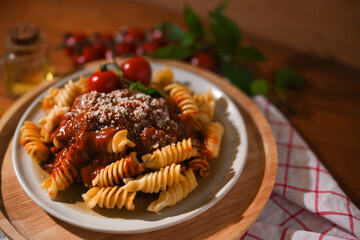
[147,169,197,213]
[203,122,224,159]
[164,83,199,116]
[82,186,136,210]
[194,89,215,119]
[53,137,63,148]
[152,67,174,89]
[75,76,88,94]
[40,157,77,199]
[57,80,81,108]
[123,163,185,193]
[20,121,49,163]
[193,89,214,105]
[24,142,50,164]
[40,87,61,113]
[92,152,144,187]
[20,121,42,145]
[142,138,198,169]
[187,158,210,178]
[106,130,135,153]
[194,112,210,131]
[39,105,70,143]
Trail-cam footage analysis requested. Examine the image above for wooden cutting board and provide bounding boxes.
[0,59,277,240]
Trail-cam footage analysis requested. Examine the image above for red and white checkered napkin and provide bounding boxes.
[242,96,360,240]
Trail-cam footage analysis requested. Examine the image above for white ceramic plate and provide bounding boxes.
[12,61,248,234]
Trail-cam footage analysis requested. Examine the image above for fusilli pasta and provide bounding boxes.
[92,152,144,187]
[106,129,136,153]
[57,80,81,108]
[39,105,70,143]
[82,186,136,210]
[194,112,210,131]
[40,156,77,199]
[40,87,60,113]
[75,76,88,94]
[142,138,198,169]
[123,163,185,193]
[152,67,174,89]
[147,169,197,213]
[203,122,224,159]
[187,158,210,178]
[194,89,215,119]
[20,121,49,163]
[164,83,199,116]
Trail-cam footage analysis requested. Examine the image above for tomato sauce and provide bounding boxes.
[42,89,195,184]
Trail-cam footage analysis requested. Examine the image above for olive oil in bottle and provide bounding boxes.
[0,22,54,97]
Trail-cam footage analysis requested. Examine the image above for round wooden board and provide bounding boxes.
[0,59,277,240]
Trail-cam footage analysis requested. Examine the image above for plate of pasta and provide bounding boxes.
[12,57,248,233]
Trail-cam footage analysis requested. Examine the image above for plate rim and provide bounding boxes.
[11,60,249,234]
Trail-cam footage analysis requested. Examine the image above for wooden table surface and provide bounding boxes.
[0,0,359,211]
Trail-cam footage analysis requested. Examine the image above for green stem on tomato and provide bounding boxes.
[100,64,108,72]
[109,56,167,98]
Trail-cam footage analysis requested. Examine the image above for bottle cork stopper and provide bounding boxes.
[9,22,39,45]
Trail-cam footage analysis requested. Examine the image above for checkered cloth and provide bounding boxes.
[244,96,360,240]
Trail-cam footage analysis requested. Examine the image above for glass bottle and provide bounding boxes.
[0,22,54,97]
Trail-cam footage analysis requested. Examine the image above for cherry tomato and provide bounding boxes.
[90,33,113,47]
[115,27,145,44]
[121,57,152,85]
[135,42,161,55]
[146,28,167,44]
[64,32,87,56]
[73,45,103,65]
[105,43,134,59]
[93,43,106,58]
[88,69,121,93]
[99,33,114,43]
[73,46,96,65]
[190,52,216,71]
[151,29,165,43]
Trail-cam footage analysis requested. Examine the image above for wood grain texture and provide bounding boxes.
[0,60,277,239]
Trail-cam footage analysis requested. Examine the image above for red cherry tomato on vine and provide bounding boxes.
[146,29,167,44]
[105,43,134,59]
[66,33,87,46]
[64,32,87,56]
[151,29,165,43]
[116,27,145,44]
[121,57,152,85]
[73,45,105,65]
[190,52,216,71]
[88,69,121,93]
[135,42,161,55]
[99,33,114,42]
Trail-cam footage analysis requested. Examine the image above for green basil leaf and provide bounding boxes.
[209,10,242,54]
[184,5,205,39]
[250,78,269,95]
[150,45,194,60]
[237,45,266,62]
[181,33,195,47]
[214,2,228,14]
[128,81,166,98]
[216,50,233,63]
[221,64,253,94]
[276,68,304,89]
[157,22,187,42]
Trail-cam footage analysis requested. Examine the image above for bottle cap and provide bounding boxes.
[9,22,39,45]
